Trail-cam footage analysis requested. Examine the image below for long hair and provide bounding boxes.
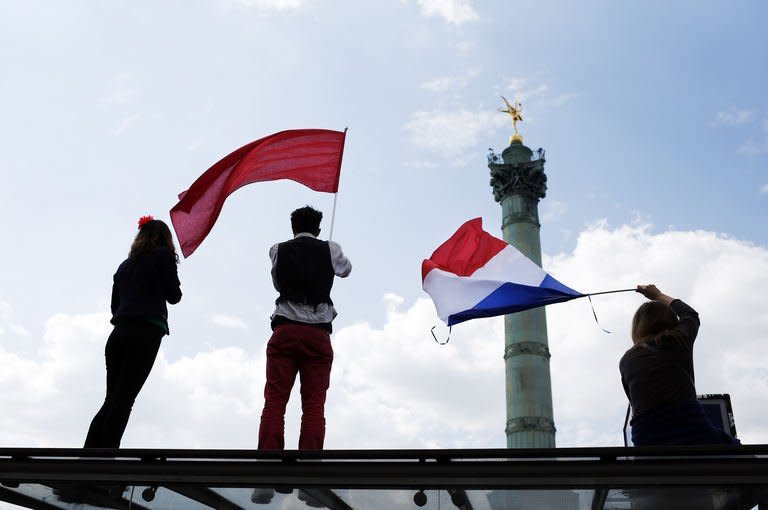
[631,301,679,345]
[129,219,179,263]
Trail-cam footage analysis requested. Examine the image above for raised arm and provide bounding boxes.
[636,284,700,344]
[635,284,674,305]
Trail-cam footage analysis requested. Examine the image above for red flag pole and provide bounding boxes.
[328,127,348,242]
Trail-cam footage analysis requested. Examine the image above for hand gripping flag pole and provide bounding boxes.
[422,218,635,343]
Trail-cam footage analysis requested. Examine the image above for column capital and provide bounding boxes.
[489,159,547,203]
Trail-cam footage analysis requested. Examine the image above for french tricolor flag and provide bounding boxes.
[422,218,583,326]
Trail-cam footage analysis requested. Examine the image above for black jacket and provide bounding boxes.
[110,247,182,332]
[619,299,700,420]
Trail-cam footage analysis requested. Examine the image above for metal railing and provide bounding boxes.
[487,147,545,164]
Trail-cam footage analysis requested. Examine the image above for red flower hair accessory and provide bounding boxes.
[137,215,154,229]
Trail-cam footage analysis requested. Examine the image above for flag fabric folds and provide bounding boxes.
[170,129,346,257]
[422,218,583,326]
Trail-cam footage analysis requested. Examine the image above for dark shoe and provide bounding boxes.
[298,489,327,508]
[251,488,275,504]
[53,485,89,504]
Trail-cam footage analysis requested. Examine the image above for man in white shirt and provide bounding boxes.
[258,206,351,450]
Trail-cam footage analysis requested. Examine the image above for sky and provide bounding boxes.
[0,0,767,461]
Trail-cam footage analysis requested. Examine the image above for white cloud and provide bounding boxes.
[713,109,755,127]
[408,78,575,158]
[541,199,567,222]
[210,313,249,329]
[421,69,479,94]
[413,0,479,25]
[499,77,550,104]
[326,294,506,448]
[0,299,30,338]
[761,183,768,194]
[405,109,505,155]
[0,312,109,446]
[421,77,463,93]
[421,77,461,93]
[0,223,766,451]
[0,308,266,448]
[493,77,575,112]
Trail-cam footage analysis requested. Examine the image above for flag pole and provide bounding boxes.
[329,193,338,241]
[584,288,636,297]
[328,127,348,242]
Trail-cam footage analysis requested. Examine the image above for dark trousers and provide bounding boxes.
[84,321,162,448]
[258,323,333,450]
[631,399,741,447]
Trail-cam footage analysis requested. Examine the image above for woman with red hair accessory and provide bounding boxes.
[84,216,182,448]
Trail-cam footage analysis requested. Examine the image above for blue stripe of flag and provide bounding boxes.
[446,274,583,326]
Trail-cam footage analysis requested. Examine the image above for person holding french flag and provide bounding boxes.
[422,219,741,448]
[620,285,739,446]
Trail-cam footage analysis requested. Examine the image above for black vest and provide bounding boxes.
[275,236,334,308]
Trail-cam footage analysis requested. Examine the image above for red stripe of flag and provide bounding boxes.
[421,218,507,281]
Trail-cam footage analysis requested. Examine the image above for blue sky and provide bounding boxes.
[0,0,767,457]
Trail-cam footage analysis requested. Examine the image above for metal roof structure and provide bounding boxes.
[1,445,767,509]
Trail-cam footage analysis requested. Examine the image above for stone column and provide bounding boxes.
[488,139,555,448]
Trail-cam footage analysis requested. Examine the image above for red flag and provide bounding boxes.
[170,129,346,257]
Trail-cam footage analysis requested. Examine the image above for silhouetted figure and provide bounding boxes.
[84,216,182,448]
[620,284,738,446]
[258,206,351,450]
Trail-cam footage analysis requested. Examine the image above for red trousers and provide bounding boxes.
[258,323,333,450]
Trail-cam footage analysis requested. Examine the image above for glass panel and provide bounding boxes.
[0,483,211,510]
[617,487,759,510]
[127,486,211,510]
[1,483,121,509]
[470,489,589,509]
[0,485,763,510]
[603,488,633,510]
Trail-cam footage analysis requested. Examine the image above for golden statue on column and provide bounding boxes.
[499,96,524,143]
